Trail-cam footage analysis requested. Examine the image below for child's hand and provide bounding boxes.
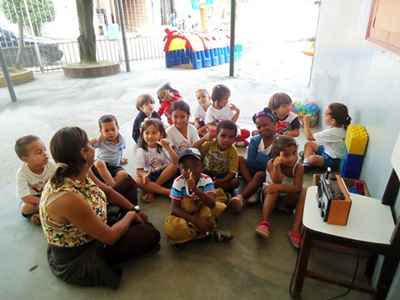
[121,158,128,165]
[208,126,217,139]
[187,171,196,191]
[273,152,285,167]
[193,216,214,233]
[251,130,259,136]
[229,103,239,112]
[266,183,280,194]
[158,138,170,148]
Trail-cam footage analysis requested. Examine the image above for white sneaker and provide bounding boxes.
[247,194,258,204]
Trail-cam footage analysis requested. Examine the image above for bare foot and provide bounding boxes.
[142,192,155,203]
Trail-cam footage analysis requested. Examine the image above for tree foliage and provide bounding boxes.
[1,0,55,36]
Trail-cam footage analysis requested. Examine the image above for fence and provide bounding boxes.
[0,34,164,72]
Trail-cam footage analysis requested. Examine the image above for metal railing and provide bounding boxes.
[0,35,164,72]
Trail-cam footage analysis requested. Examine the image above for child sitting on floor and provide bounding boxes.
[166,101,203,155]
[91,114,129,187]
[135,118,178,202]
[268,92,300,137]
[132,94,161,144]
[205,84,250,146]
[15,135,56,225]
[233,108,277,206]
[256,136,305,248]
[157,82,182,125]
[303,102,351,169]
[164,148,232,244]
[193,88,211,137]
[198,120,242,212]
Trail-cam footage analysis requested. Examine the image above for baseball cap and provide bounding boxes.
[178,148,202,163]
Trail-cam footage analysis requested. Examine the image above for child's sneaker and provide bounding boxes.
[246,194,258,205]
[211,230,233,243]
[288,230,302,249]
[256,220,270,238]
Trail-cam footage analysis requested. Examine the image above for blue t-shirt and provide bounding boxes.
[93,134,126,166]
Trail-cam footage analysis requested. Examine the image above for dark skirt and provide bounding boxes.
[47,222,160,289]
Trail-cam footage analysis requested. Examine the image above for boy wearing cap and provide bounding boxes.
[164,148,232,244]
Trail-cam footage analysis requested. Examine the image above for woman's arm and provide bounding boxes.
[54,192,137,245]
[88,169,134,210]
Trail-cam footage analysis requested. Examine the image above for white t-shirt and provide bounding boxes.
[258,139,273,156]
[166,124,199,155]
[205,105,234,124]
[194,105,207,122]
[314,127,346,158]
[136,147,171,173]
[16,161,56,199]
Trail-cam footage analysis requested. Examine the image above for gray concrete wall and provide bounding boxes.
[310,0,400,298]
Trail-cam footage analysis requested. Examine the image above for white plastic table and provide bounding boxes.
[291,185,396,299]
[304,186,394,245]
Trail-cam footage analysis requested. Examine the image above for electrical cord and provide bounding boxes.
[289,251,361,300]
[326,254,360,300]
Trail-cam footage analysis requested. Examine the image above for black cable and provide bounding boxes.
[326,254,361,300]
[289,245,302,298]
[288,252,361,300]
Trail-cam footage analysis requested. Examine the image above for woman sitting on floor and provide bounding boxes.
[39,127,160,288]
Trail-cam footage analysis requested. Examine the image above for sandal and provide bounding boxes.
[256,220,270,238]
[211,230,234,243]
[288,230,302,249]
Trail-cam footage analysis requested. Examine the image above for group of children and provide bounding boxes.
[15,82,352,249]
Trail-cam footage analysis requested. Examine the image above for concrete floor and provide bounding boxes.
[0,60,371,299]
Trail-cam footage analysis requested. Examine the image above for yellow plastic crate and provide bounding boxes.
[345,124,368,155]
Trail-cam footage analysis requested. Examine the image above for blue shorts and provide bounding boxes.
[316,145,339,168]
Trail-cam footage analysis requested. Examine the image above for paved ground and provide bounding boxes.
[0,58,371,299]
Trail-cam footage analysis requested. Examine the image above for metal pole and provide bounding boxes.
[116,0,130,72]
[23,0,44,72]
[229,0,236,77]
[0,47,17,102]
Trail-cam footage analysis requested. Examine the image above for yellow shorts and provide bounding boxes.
[164,198,226,244]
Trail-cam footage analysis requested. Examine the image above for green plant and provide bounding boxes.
[1,0,55,36]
